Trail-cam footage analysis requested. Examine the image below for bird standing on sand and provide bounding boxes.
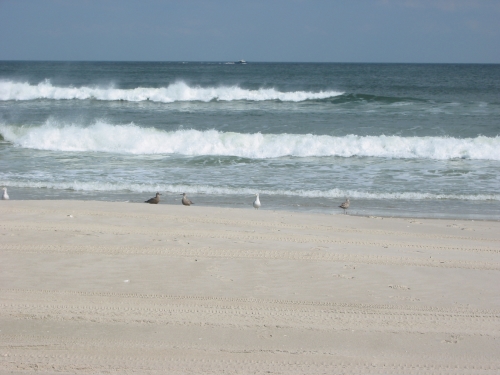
[181,193,193,206]
[339,198,350,214]
[2,187,9,200]
[145,192,161,204]
[253,193,261,209]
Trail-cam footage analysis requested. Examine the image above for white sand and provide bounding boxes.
[0,200,499,374]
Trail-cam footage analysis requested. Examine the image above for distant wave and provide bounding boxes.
[0,80,343,103]
[1,179,498,201]
[327,93,425,104]
[1,121,499,160]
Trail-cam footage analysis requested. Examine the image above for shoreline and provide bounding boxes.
[2,194,500,221]
[1,200,499,374]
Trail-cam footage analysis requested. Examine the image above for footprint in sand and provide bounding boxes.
[408,220,422,224]
[389,295,421,302]
[388,285,411,290]
[207,266,233,282]
[333,274,355,279]
[442,335,463,344]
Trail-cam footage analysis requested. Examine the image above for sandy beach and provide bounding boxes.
[0,200,499,374]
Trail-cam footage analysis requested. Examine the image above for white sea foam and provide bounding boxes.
[1,179,498,201]
[1,121,499,160]
[0,80,342,102]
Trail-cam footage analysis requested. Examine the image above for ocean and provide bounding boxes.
[0,61,499,219]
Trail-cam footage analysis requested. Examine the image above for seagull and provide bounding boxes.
[253,193,261,209]
[339,198,350,214]
[181,193,193,206]
[145,192,161,204]
[2,187,9,200]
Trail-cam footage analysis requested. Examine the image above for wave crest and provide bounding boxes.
[0,80,343,103]
[1,121,499,160]
[1,180,498,201]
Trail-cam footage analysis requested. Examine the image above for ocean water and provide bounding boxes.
[0,61,499,219]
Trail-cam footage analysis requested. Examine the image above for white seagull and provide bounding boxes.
[253,193,261,209]
[2,187,9,200]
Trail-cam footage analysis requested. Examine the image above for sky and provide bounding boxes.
[0,0,499,63]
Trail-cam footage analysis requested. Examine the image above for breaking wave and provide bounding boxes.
[1,121,499,160]
[0,80,343,103]
[1,179,498,201]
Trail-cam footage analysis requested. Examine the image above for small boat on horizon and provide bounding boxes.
[235,60,247,64]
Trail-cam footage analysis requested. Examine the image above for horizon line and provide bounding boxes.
[1,60,499,65]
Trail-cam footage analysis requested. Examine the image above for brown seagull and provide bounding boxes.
[339,198,350,214]
[145,192,161,204]
[181,193,194,206]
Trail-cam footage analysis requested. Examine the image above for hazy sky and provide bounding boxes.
[0,0,499,63]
